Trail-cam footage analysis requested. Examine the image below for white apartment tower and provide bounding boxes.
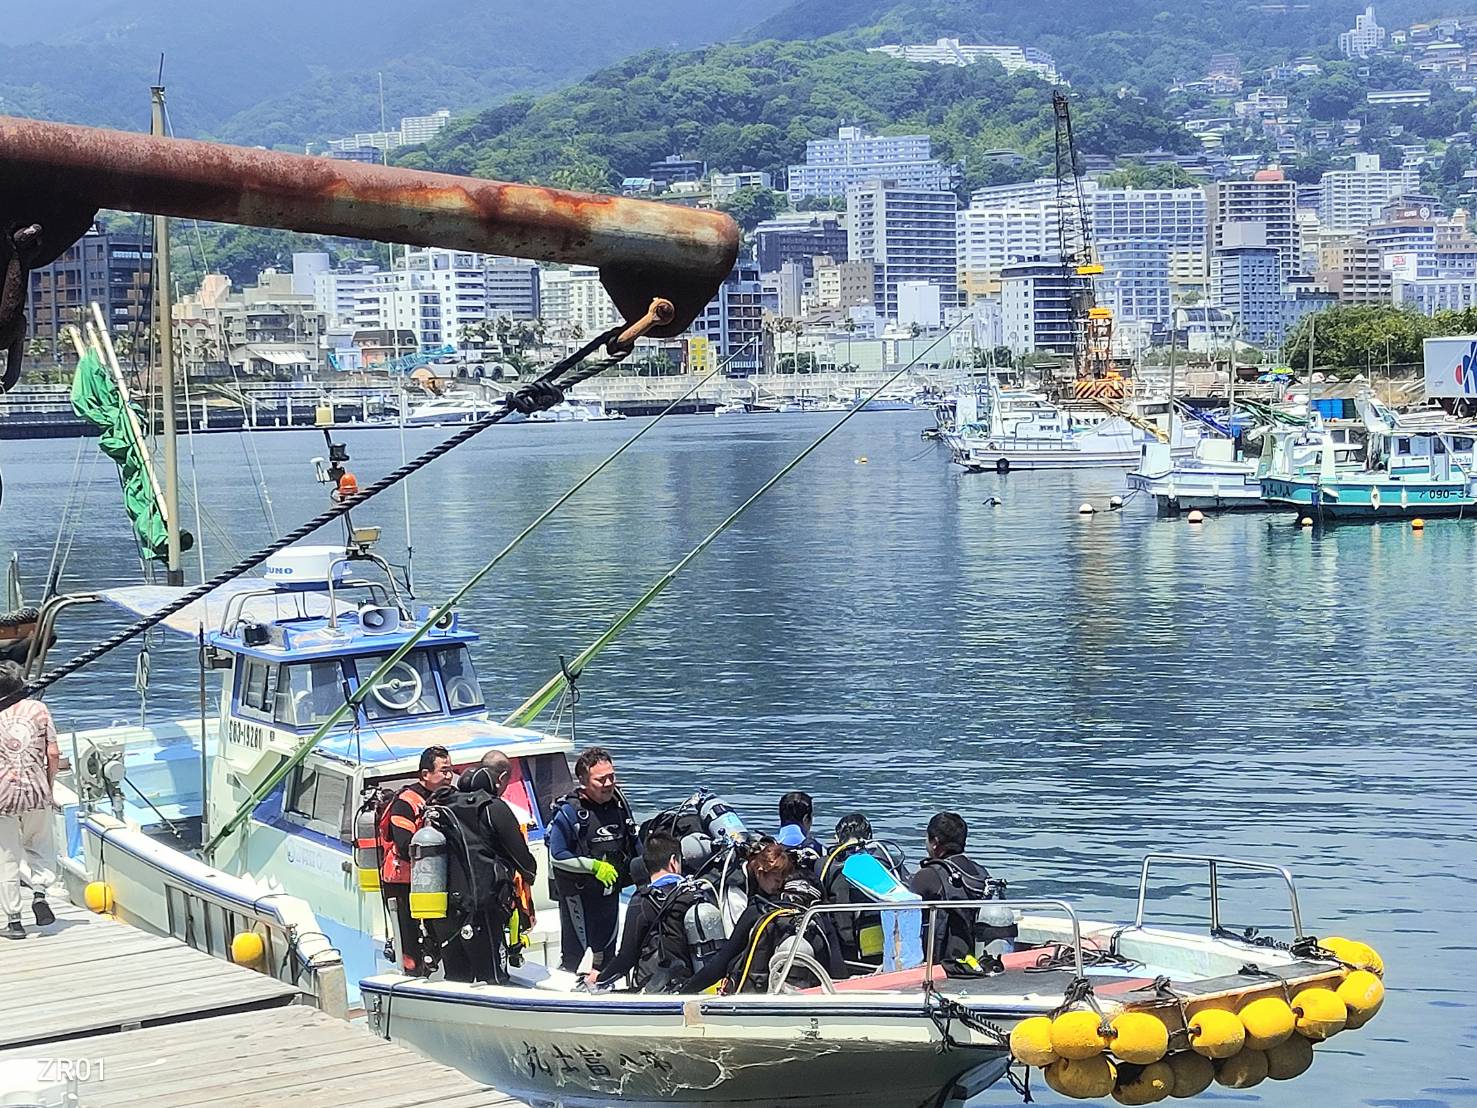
[1317,154,1421,235]
[1207,172,1301,283]
[1339,6,1386,58]
[787,128,951,202]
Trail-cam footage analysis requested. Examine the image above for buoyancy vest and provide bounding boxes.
[919,855,991,961]
[434,791,517,918]
[378,784,428,885]
[727,882,835,994]
[551,788,638,897]
[819,841,900,962]
[631,877,720,992]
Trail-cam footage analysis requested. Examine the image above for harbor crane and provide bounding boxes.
[1052,90,1123,399]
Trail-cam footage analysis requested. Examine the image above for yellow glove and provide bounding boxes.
[591,860,619,888]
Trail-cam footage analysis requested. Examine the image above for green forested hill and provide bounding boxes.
[750,0,1477,91]
[404,39,1192,193]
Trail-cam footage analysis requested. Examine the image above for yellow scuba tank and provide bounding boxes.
[409,822,449,920]
[353,800,381,892]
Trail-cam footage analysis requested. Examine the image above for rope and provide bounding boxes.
[200,351,725,857]
[503,321,967,727]
[7,328,626,711]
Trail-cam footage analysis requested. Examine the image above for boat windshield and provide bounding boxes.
[355,650,441,721]
[435,646,485,711]
[274,660,348,729]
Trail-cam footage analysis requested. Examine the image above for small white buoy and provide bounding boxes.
[1411,517,1425,531]
[855,456,869,465]
[1298,516,1313,528]
[1078,502,1096,515]
[1187,509,1204,524]
[1108,495,1124,510]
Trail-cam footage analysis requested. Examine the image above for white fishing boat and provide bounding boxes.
[713,401,749,417]
[1128,412,1365,513]
[944,379,1199,473]
[528,397,626,422]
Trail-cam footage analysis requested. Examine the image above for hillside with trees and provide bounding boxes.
[403,39,1193,194]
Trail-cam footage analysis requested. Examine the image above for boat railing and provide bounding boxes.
[24,591,103,676]
[1133,853,1305,940]
[774,897,1086,994]
[90,819,349,1018]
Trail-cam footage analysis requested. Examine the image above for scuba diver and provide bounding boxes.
[430,751,537,984]
[548,746,638,975]
[377,744,453,974]
[585,833,724,993]
[909,811,1013,972]
[818,812,907,967]
[685,841,842,994]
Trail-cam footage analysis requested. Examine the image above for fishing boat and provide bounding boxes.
[944,379,1199,473]
[1257,395,1477,520]
[713,401,749,417]
[527,397,625,422]
[1128,404,1365,513]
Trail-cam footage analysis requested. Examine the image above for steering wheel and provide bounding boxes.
[446,677,480,710]
[370,661,423,711]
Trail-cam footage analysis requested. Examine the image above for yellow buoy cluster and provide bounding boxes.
[1008,939,1386,1102]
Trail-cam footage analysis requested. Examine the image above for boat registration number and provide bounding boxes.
[226,717,274,750]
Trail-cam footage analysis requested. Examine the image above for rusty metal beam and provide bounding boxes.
[0,115,739,337]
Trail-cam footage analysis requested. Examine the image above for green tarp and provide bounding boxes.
[69,349,176,562]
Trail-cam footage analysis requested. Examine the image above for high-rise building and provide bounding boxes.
[1394,276,1477,313]
[313,265,383,330]
[787,128,952,202]
[847,182,959,319]
[1207,171,1301,282]
[1213,241,1283,346]
[969,177,1070,210]
[484,256,541,320]
[1001,259,1079,355]
[1318,155,1421,234]
[539,266,622,337]
[957,206,1058,296]
[1097,240,1171,325]
[399,110,452,146]
[1089,188,1207,255]
[752,213,849,275]
[1316,240,1394,303]
[1339,5,1386,58]
[26,229,153,355]
[691,263,763,376]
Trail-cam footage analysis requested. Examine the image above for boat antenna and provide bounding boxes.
[200,350,741,858]
[504,319,969,727]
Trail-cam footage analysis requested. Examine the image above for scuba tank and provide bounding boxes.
[696,791,746,840]
[353,799,382,892]
[684,895,726,964]
[408,822,449,920]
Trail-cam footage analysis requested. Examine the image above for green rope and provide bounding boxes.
[202,357,737,859]
[503,320,966,728]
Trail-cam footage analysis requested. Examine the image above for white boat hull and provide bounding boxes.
[363,974,1007,1107]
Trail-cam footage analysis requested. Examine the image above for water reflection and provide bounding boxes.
[4,412,1471,1104]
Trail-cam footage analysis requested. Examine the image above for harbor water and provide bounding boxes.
[3,412,1473,1105]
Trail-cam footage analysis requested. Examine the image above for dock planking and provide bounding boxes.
[0,900,526,1106]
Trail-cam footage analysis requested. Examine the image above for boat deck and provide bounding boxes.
[0,900,525,1106]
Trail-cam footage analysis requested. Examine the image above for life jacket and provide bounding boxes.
[631,877,721,993]
[432,790,518,919]
[550,787,638,897]
[377,784,429,885]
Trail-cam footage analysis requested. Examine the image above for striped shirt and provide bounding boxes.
[0,700,56,816]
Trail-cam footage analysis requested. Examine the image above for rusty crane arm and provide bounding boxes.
[0,115,740,388]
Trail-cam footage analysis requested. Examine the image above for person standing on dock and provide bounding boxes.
[379,744,453,973]
[0,661,59,939]
[548,746,637,975]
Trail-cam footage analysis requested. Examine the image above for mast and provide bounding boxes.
[151,83,183,586]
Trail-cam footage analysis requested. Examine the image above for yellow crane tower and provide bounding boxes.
[1052,90,1124,399]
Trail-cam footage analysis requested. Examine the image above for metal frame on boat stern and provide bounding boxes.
[1133,853,1306,938]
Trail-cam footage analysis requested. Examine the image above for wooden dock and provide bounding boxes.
[0,901,526,1107]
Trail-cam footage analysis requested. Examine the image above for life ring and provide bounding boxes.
[370,661,423,710]
[1369,486,1382,511]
